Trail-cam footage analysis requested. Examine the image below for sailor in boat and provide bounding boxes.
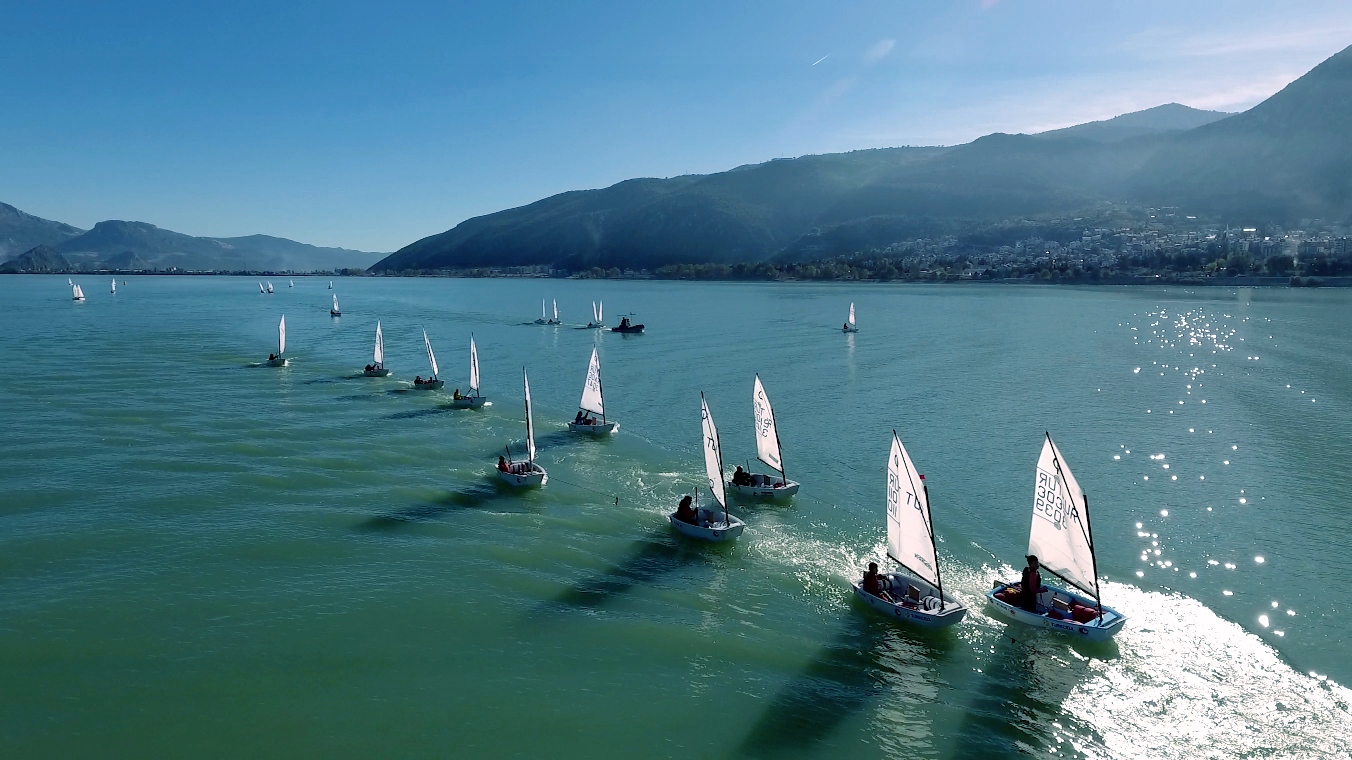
[498,456,510,473]
[453,388,463,400]
[1018,555,1045,612]
[731,466,750,486]
[861,562,895,603]
[673,495,699,525]
[415,375,424,385]
[844,322,850,331]
[618,317,632,330]
[269,353,278,362]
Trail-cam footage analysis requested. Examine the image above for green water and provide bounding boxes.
[2,275,1349,758]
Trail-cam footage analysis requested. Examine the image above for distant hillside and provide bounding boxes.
[1033,103,1231,143]
[0,202,83,262]
[374,44,1352,272]
[0,244,70,273]
[0,211,385,272]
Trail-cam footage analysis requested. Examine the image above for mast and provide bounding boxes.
[769,389,786,484]
[922,483,944,610]
[598,356,606,425]
[1083,492,1103,620]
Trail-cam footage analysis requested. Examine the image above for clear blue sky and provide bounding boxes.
[2,0,1350,251]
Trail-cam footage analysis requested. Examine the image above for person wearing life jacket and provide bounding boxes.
[862,562,893,602]
[1020,555,1046,612]
[674,495,698,525]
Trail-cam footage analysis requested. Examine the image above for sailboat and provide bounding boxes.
[328,281,333,289]
[70,281,86,301]
[259,282,266,294]
[364,321,391,376]
[330,293,341,317]
[413,329,445,390]
[587,300,605,328]
[549,299,560,325]
[110,278,117,294]
[449,335,488,409]
[289,280,294,288]
[567,348,618,434]
[266,315,287,366]
[266,281,275,293]
[670,393,746,542]
[986,433,1126,640]
[534,298,549,324]
[499,368,547,486]
[729,375,799,499]
[853,431,966,628]
[843,302,858,333]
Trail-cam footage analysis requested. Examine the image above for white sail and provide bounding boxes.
[72,283,84,300]
[848,302,856,328]
[328,281,333,289]
[887,431,940,589]
[289,280,294,287]
[524,368,537,462]
[701,393,727,511]
[552,299,558,321]
[332,293,340,312]
[591,301,598,322]
[267,281,274,293]
[373,321,385,365]
[541,298,547,319]
[278,315,286,355]
[598,300,603,322]
[259,282,265,293]
[752,375,783,475]
[469,335,480,394]
[111,278,116,294]
[423,329,439,379]
[1029,434,1098,598]
[579,348,604,416]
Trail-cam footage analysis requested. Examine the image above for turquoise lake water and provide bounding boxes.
[1,275,1349,758]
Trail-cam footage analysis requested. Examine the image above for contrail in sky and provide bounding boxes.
[812,54,830,66]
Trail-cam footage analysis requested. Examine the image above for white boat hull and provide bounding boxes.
[729,478,799,500]
[534,318,548,324]
[266,358,287,367]
[498,462,547,487]
[363,368,392,377]
[669,510,745,542]
[450,396,488,409]
[851,572,966,629]
[985,582,1125,641]
[568,420,618,435]
[413,380,445,391]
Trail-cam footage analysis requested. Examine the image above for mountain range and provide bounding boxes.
[0,203,384,272]
[373,43,1352,273]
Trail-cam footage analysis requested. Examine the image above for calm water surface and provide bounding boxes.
[1,275,1349,758]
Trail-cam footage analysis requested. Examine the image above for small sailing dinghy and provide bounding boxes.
[110,278,117,294]
[449,335,488,409]
[670,394,746,542]
[71,281,86,301]
[330,293,341,317]
[549,299,560,325]
[843,302,858,333]
[853,431,966,628]
[259,282,266,294]
[986,433,1126,641]
[413,329,445,390]
[266,315,287,366]
[534,298,549,324]
[730,375,799,499]
[586,300,605,328]
[289,280,294,288]
[567,348,618,434]
[364,321,391,376]
[499,368,547,487]
[267,281,275,293]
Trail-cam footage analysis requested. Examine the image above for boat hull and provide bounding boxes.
[852,572,966,629]
[363,368,392,377]
[985,582,1125,641]
[266,358,287,367]
[450,396,488,409]
[729,479,799,500]
[534,319,548,324]
[843,327,858,333]
[669,510,745,542]
[331,311,341,317]
[412,380,445,391]
[498,463,547,487]
[568,420,618,435]
[610,325,644,333]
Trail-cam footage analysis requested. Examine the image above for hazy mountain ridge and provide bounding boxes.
[1,215,385,272]
[374,44,1352,272]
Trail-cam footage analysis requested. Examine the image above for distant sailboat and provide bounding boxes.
[853,430,966,628]
[587,300,605,328]
[266,281,274,294]
[843,302,858,333]
[266,315,287,366]
[534,298,549,324]
[363,321,391,377]
[71,281,85,302]
[328,281,333,289]
[567,348,618,434]
[729,375,799,499]
[986,434,1126,640]
[670,393,745,542]
[499,368,547,486]
[450,335,488,409]
[289,280,294,288]
[110,278,116,295]
[549,299,560,325]
[413,329,445,390]
[259,282,266,294]
[330,293,341,317]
